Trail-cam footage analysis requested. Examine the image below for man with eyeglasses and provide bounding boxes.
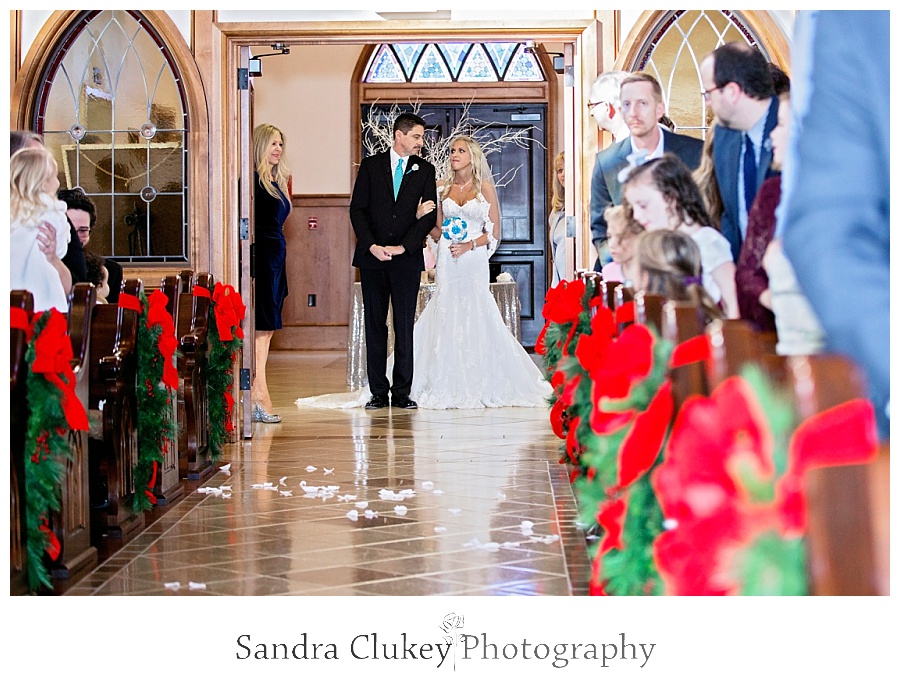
[58,187,123,302]
[699,42,778,262]
[589,72,703,271]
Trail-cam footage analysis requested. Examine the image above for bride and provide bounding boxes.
[297,135,551,410]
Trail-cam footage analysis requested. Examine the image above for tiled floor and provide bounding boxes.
[64,351,590,596]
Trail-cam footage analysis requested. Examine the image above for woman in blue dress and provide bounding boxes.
[252,123,292,422]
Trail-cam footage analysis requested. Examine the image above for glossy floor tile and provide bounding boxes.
[65,351,590,596]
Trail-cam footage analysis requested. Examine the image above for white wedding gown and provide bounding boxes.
[296,195,552,410]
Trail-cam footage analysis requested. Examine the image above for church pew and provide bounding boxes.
[10,291,33,594]
[705,318,761,390]
[151,275,186,506]
[661,301,709,410]
[49,283,100,579]
[87,279,144,541]
[175,271,214,480]
[784,355,888,595]
[634,291,666,335]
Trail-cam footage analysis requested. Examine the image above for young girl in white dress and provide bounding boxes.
[621,153,739,318]
[297,135,551,410]
[10,146,72,312]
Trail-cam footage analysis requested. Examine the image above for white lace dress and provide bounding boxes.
[296,195,552,410]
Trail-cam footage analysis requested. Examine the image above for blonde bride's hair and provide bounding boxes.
[10,147,60,227]
[440,135,488,200]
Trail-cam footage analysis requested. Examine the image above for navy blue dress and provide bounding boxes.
[254,172,291,330]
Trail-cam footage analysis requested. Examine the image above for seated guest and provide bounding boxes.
[59,186,123,302]
[84,251,110,304]
[601,204,644,285]
[634,229,724,324]
[10,147,72,311]
[622,154,738,318]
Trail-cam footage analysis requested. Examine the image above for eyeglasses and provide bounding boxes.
[76,228,92,236]
[586,100,609,111]
[700,85,723,100]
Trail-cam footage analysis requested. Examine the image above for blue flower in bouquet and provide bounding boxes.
[442,217,469,242]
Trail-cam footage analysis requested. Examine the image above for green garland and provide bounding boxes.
[23,311,73,591]
[133,290,179,512]
[206,304,242,461]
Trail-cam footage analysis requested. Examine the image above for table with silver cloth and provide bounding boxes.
[346,281,521,390]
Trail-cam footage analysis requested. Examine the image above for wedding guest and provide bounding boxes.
[251,123,293,422]
[10,146,72,311]
[84,251,110,304]
[548,151,567,286]
[692,127,725,231]
[622,154,738,318]
[10,130,42,155]
[601,204,643,285]
[635,229,724,323]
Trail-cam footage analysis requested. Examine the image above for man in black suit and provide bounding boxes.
[350,112,437,410]
[590,72,703,269]
[700,42,778,262]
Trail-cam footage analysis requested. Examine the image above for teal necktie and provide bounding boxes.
[393,158,404,199]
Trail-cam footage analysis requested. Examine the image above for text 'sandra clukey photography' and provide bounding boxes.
[235,613,656,670]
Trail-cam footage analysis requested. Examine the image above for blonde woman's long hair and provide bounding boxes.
[253,123,291,200]
[693,127,724,230]
[550,151,565,213]
[10,147,60,227]
[440,135,487,200]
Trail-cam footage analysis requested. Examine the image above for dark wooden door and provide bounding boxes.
[362,103,548,347]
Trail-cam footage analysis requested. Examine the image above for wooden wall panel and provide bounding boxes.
[272,194,353,350]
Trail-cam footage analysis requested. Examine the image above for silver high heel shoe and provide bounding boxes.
[252,404,282,423]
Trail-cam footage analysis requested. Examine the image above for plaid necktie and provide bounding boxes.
[393,158,404,199]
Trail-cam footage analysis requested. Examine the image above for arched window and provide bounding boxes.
[34,10,189,264]
[364,42,544,83]
[625,10,772,138]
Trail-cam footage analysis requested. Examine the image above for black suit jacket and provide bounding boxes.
[350,151,437,272]
[590,129,703,244]
[713,96,779,261]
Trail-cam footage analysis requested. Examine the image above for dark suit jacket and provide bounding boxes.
[590,130,703,244]
[350,151,437,272]
[713,96,779,262]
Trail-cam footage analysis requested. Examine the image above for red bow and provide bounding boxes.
[212,283,246,341]
[193,286,212,300]
[11,306,33,339]
[31,309,89,431]
[118,293,143,313]
[146,290,179,390]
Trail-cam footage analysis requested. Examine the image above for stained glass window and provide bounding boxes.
[631,10,766,139]
[34,10,189,264]
[364,42,544,83]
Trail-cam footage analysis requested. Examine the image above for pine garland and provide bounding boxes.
[206,284,245,460]
[22,310,82,591]
[133,290,179,512]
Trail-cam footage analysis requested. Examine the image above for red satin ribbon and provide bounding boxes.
[145,290,179,390]
[144,461,159,505]
[118,293,143,312]
[30,309,89,431]
[211,283,246,341]
[671,334,712,367]
[615,301,635,325]
[224,391,235,433]
[39,519,61,561]
[193,286,212,299]
[11,307,32,339]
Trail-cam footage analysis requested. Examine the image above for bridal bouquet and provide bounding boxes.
[442,216,469,243]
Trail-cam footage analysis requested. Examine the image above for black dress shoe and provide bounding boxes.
[365,394,389,409]
[390,395,418,409]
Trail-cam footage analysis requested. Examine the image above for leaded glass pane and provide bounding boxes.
[366,44,405,83]
[458,44,497,82]
[485,42,518,76]
[37,9,188,263]
[635,10,761,138]
[438,43,470,79]
[505,44,544,82]
[392,43,425,79]
[412,44,452,83]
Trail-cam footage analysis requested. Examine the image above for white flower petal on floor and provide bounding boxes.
[434,526,447,533]
[164,581,181,590]
[188,581,207,590]
[306,466,317,472]
[251,482,273,489]
[394,505,408,516]
[337,494,356,502]
[422,481,434,490]
[355,501,368,509]
[364,509,379,519]
[278,476,287,485]
[280,490,292,497]
[346,510,359,521]
[218,463,231,472]
[324,468,334,475]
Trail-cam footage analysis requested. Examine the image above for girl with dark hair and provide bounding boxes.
[622,153,738,318]
[635,230,724,323]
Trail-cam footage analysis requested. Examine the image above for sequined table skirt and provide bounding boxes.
[346,281,521,390]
